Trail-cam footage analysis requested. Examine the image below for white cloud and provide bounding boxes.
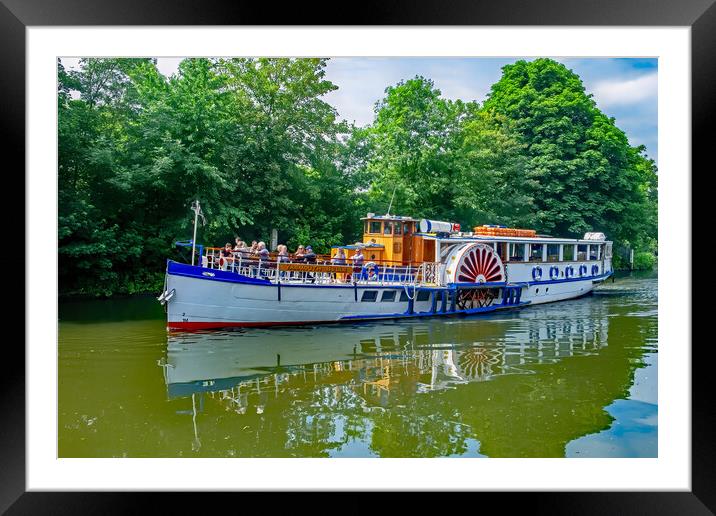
[591,73,657,108]
[156,57,183,77]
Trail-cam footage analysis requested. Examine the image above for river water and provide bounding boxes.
[58,272,657,458]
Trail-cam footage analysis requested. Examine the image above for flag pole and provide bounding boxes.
[191,200,200,266]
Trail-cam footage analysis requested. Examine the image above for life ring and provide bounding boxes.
[550,266,559,280]
[362,262,379,280]
[591,264,599,276]
[565,266,574,279]
[360,263,370,280]
[579,264,588,277]
[532,266,543,281]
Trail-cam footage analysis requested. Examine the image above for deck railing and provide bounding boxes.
[200,248,442,287]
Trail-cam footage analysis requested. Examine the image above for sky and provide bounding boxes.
[62,56,658,163]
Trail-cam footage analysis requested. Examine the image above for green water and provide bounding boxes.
[58,272,657,458]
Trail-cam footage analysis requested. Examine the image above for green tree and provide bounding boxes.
[58,57,363,295]
[482,58,657,244]
[362,77,477,222]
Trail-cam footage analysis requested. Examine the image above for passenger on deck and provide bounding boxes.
[220,243,234,269]
[352,248,364,267]
[304,245,317,264]
[294,245,306,262]
[331,248,347,265]
[257,241,270,261]
[250,240,259,256]
[351,249,365,282]
[331,248,347,282]
[234,241,251,261]
[277,244,290,263]
[234,237,242,250]
[276,244,289,279]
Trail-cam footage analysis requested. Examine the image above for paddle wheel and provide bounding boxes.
[455,288,499,309]
[443,243,505,309]
[444,243,505,284]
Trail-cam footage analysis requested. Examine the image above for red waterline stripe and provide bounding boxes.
[168,320,331,331]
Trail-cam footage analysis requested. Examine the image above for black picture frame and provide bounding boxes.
[4,0,710,512]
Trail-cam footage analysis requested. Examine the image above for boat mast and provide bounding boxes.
[386,184,398,216]
[191,200,200,266]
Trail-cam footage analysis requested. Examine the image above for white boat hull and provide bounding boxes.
[164,261,610,330]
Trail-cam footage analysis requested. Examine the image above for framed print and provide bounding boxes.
[5,0,711,512]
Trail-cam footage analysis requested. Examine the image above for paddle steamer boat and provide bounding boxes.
[160,210,613,330]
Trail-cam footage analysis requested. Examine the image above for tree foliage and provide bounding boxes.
[481,59,657,242]
[58,57,657,296]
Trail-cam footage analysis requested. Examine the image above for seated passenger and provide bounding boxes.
[277,244,290,263]
[220,243,234,269]
[331,248,347,265]
[236,240,249,253]
[257,241,270,261]
[220,243,234,258]
[304,245,317,264]
[294,245,306,262]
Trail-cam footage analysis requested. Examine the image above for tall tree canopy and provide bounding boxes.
[58,57,657,296]
[482,59,657,243]
[59,58,360,295]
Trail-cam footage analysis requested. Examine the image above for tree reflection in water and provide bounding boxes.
[160,284,657,457]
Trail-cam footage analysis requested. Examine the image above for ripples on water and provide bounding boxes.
[58,272,657,458]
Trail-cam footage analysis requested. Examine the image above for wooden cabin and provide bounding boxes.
[331,214,439,265]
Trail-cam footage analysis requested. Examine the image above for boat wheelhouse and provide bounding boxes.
[160,211,613,330]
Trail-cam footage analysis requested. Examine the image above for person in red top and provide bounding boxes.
[218,243,234,269]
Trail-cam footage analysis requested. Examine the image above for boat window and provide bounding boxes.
[361,290,378,302]
[383,221,393,235]
[530,244,544,262]
[605,243,613,259]
[589,245,599,260]
[380,290,396,303]
[416,290,431,302]
[577,244,588,261]
[399,291,409,302]
[496,242,506,261]
[381,291,396,302]
[563,245,574,261]
[403,222,412,234]
[509,242,525,262]
[394,222,402,235]
[364,221,369,234]
[547,244,560,262]
[369,221,381,234]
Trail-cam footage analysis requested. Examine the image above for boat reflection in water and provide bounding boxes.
[160,292,655,457]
